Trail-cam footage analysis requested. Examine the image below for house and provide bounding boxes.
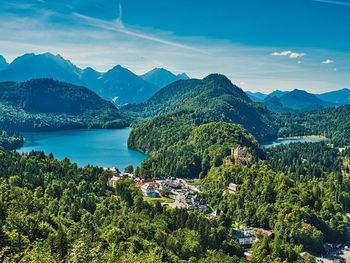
[253,228,274,239]
[234,227,257,246]
[209,209,221,219]
[121,173,134,179]
[104,167,120,175]
[136,178,155,187]
[228,183,238,193]
[109,175,120,188]
[299,252,311,260]
[223,157,234,166]
[243,251,253,261]
[233,147,252,166]
[183,192,209,212]
[223,147,252,166]
[141,183,159,197]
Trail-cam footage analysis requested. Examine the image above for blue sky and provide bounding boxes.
[0,0,349,93]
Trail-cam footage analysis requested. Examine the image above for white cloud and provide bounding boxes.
[272,50,292,56]
[289,52,305,59]
[271,50,305,59]
[322,59,334,64]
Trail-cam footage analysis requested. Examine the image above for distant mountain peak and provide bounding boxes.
[83,66,98,72]
[1,52,82,84]
[317,88,350,106]
[203,73,231,83]
[177,73,190,80]
[141,67,189,88]
[0,55,8,71]
[203,74,245,92]
[268,89,289,98]
[106,64,134,76]
[291,89,307,93]
[246,91,267,102]
[150,67,169,72]
[0,55,7,64]
[198,73,251,102]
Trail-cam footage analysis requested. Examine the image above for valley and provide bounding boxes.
[1,1,350,261]
[0,59,349,263]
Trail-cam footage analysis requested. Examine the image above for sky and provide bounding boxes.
[0,0,349,93]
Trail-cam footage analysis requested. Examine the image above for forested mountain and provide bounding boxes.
[266,142,342,179]
[263,96,285,112]
[0,149,252,262]
[245,91,267,102]
[124,74,277,142]
[276,105,350,146]
[130,121,262,178]
[0,130,23,150]
[264,89,328,112]
[269,90,289,98]
[278,89,328,111]
[317,88,350,106]
[0,79,129,131]
[202,160,349,259]
[251,88,350,113]
[141,68,189,88]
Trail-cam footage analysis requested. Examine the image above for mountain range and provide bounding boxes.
[1,52,348,113]
[247,88,350,112]
[0,53,189,106]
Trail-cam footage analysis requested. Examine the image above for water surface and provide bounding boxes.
[17,128,147,170]
[262,137,325,148]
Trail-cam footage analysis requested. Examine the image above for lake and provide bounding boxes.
[262,136,327,148]
[17,128,148,170]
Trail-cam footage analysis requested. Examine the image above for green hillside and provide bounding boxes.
[276,105,350,146]
[130,121,262,178]
[0,79,129,131]
[0,130,23,150]
[123,74,277,142]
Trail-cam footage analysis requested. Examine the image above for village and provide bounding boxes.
[105,146,350,262]
[108,147,252,213]
[105,147,277,256]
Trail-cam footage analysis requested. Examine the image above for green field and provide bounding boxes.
[185,178,203,186]
[143,196,174,205]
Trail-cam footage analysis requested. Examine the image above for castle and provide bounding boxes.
[224,146,252,166]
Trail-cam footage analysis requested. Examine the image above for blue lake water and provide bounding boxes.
[262,138,324,148]
[17,128,148,170]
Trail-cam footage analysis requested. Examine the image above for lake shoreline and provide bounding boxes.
[281,135,328,141]
[16,128,147,170]
[262,135,329,148]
